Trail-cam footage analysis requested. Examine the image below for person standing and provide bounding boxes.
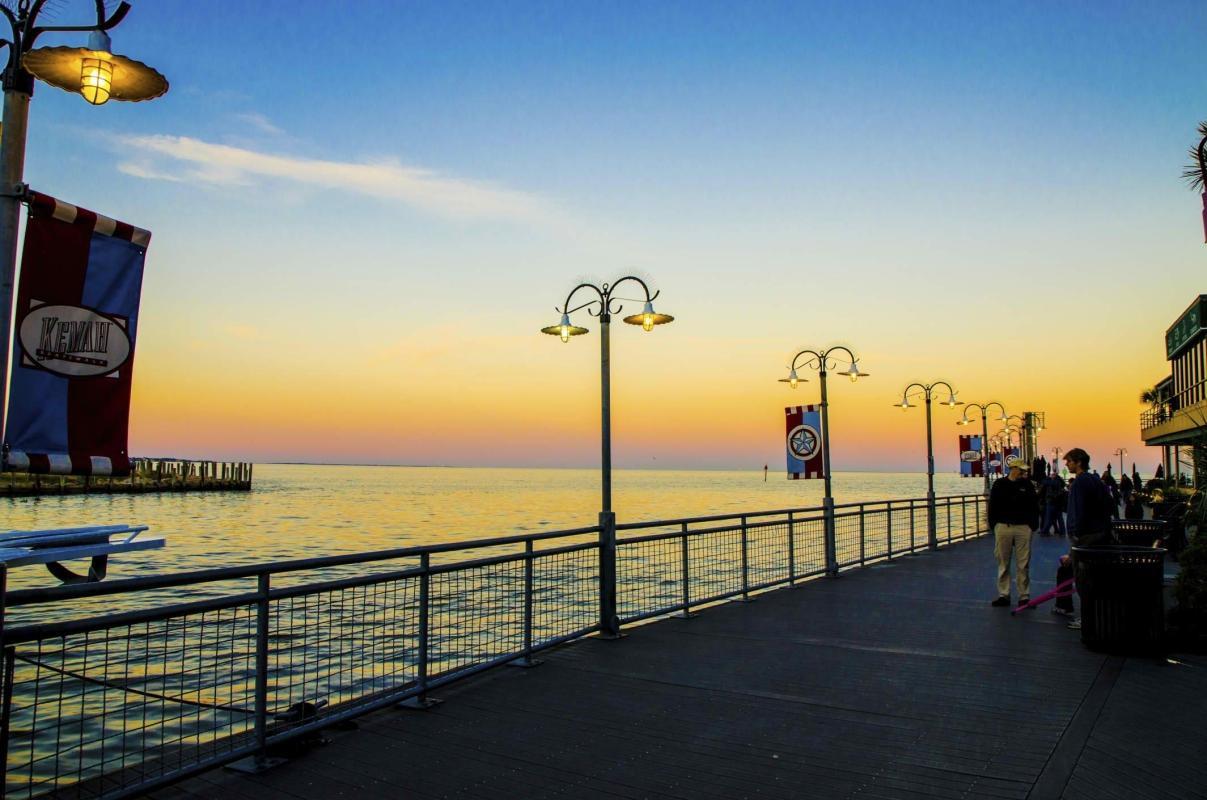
[1102,464,1120,518]
[1065,448,1113,547]
[1040,471,1067,536]
[988,457,1039,607]
[1119,472,1133,506]
[1063,447,1114,630]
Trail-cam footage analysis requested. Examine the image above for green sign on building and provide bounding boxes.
[1166,295,1207,359]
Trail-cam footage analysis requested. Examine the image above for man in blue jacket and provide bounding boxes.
[1062,447,1114,630]
[1064,448,1112,546]
[989,457,1040,607]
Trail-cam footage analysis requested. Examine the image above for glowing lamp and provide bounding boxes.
[845,361,868,382]
[541,313,588,343]
[777,368,803,389]
[622,301,673,331]
[22,31,168,105]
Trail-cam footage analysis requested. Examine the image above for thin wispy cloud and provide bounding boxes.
[115,134,556,223]
[233,112,284,136]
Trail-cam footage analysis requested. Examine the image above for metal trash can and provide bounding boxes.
[1072,545,1166,654]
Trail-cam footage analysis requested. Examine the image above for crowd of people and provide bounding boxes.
[987,448,1119,629]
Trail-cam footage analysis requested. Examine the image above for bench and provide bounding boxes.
[0,525,164,583]
[1111,519,1168,548]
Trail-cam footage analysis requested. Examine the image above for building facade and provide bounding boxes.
[1140,294,1207,485]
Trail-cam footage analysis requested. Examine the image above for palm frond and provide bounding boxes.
[1185,121,1207,192]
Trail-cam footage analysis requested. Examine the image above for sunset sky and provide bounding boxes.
[18,1,1207,472]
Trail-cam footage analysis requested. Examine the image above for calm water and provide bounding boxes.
[3,464,978,590]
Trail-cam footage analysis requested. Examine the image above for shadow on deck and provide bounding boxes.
[156,534,1206,800]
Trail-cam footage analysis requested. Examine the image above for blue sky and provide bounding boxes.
[17,0,1207,469]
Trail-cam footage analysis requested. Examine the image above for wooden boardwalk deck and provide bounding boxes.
[156,534,1206,800]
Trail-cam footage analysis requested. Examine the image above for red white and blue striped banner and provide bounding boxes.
[785,405,824,480]
[2,192,150,476]
[958,434,983,478]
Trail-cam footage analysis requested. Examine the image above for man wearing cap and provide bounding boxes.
[988,457,1040,607]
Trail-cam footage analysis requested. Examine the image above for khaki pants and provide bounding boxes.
[994,523,1032,598]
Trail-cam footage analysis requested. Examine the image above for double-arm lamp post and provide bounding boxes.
[541,277,672,638]
[957,401,1007,496]
[895,381,958,550]
[779,346,868,576]
[0,1,166,438]
[1113,448,1128,478]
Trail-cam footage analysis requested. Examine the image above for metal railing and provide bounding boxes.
[0,494,987,799]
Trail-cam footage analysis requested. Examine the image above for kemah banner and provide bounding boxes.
[958,434,983,478]
[3,192,150,476]
[785,405,824,480]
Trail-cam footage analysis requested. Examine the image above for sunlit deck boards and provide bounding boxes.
[156,535,1205,800]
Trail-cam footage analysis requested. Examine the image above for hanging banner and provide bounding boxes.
[958,434,983,478]
[3,192,150,476]
[785,405,824,480]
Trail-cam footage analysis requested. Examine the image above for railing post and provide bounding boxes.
[961,500,967,539]
[512,540,542,668]
[823,498,838,577]
[787,511,796,586]
[858,504,866,566]
[909,502,916,552]
[679,522,694,617]
[946,501,952,544]
[0,646,12,790]
[739,515,750,601]
[886,502,893,559]
[401,553,441,707]
[228,573,286,773]
[598,512,621,639]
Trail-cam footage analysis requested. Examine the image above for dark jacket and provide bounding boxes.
[989,476,1039,529]
[1041,474,1067,508]
[1067,471,1112,540]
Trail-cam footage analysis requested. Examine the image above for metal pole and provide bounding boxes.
[253,573,270,765]
[981,415,990,496]
[597,313,619,638]
[0,82,31,442]
[818,366,837,577]
[925,394,937,550]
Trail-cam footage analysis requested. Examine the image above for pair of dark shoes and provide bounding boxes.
[991,595,1028,608]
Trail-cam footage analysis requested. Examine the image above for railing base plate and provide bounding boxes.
[398,696,443,710]
[592,631,626,641]
[226,755,288,774]
[508,657,544,669]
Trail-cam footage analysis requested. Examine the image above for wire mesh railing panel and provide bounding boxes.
[617,538,680,621]
[889,504,915,555]
[792,516,826,577]
[858,508,889,561]
[833,512,863,568]
[5,604,258,799]
[532,548,597,643]
[428,561,524,677]
[268,577,419,739]
[746,521,790,588]
[685,529,742,603]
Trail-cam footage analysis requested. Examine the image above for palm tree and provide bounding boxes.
[1184,120,1207,191]
[1140,387,1160,406]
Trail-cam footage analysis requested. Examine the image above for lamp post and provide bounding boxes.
[541,277,672,638]
[0,1,166,441]
[779,346,868,577]
[957,401,1006,496]
[896,381,959,550]
[1113,448,1128,478]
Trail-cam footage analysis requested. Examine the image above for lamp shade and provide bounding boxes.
[541,313,588,341]
[622,301,673,329]
[23,42,168,103]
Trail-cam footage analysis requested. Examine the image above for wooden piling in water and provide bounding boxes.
[0,458,255,497]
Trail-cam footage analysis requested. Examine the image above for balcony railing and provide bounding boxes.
[0,494,987,799]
